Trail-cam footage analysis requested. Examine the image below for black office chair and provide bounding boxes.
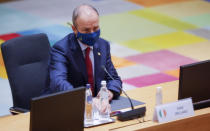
[1,33,50,114]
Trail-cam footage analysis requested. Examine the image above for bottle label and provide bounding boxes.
[87,96,92,104]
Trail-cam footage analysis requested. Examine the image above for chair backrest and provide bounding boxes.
[1,33,50,110]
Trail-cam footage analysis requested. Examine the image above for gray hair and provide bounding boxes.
[72,4,99,27]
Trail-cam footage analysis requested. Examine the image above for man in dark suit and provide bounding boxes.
[48,4,122,101]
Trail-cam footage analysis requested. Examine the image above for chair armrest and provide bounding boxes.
[10,107,29,115]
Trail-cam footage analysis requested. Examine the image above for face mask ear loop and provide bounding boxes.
[67,22,80,37]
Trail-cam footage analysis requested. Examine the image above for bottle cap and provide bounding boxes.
[86,84,91,89]
[101,80,106,85]
[156,86,162,93]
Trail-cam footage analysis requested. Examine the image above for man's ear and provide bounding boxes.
[71,25,77,34]
[67,22,77,34]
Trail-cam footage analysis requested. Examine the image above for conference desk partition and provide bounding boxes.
[0,80,210,131]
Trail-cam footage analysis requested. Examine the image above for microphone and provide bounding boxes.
[101,65,146,121]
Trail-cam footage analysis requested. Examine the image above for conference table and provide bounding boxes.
[0,80,210,131]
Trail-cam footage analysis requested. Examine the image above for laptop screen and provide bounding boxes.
[179,60,210,109]
[30,87,85,131]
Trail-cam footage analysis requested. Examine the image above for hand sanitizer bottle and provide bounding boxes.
[156,86,163,105]
[153,86,163,122]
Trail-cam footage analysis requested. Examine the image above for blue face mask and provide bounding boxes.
[76,29,100,46]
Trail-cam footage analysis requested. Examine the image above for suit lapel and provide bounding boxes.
[68,36,101,87]
[70,40,88,82]
[93,43,101,90]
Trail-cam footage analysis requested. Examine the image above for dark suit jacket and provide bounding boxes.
[48,33,122,98]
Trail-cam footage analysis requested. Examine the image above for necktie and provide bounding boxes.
[85,47,94,95]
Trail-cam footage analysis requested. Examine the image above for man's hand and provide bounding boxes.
[97,89,113,101]
[92,97,111,114]
[93,90,113,114]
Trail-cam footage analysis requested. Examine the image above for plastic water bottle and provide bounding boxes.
[85,84,93,124]
[99,80,110,120]
[92,98,100,121]
[156,86,163,105]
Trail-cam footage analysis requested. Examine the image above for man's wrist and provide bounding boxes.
[109,89,120,100]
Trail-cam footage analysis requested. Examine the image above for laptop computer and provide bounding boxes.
[30,87,86,131]
[179,60,210,110]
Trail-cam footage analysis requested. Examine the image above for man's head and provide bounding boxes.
[71,4,100,46]
[72,4,99,34]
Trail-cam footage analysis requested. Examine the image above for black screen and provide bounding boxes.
[179,60,210,109]
[30,87,85,131]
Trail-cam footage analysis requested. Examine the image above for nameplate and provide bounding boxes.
[153,98,194,123]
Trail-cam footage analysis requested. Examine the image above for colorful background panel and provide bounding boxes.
[100,12,176,43]
[0,39,7,79]
[123,73,178,88]
[0,0,210,116]
[127,0,190,7]
[182,14,210,27]
[126,50,197,71]
[151,0,210,18]
[129,9,197,30]
[121,31,207,53]
[168,41,210,61]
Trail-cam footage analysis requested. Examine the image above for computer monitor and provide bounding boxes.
[30,87,85,131]
[179,60,210,110]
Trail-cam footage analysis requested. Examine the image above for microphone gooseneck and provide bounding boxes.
[101,65,134,110]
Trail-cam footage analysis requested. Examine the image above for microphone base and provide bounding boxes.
[117,106,146,121]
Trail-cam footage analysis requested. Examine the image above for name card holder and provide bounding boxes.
[153,98,194,123]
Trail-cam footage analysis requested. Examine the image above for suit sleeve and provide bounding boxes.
[105,42,122,99]
[49,47,74,92]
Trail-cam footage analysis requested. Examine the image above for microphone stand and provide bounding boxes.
[101,66,146,121]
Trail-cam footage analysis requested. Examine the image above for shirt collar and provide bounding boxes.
[77,40,93,51]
